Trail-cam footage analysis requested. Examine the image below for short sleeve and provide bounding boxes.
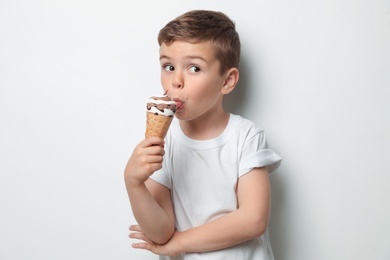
[149,162,172,189]
[239,130,282,177]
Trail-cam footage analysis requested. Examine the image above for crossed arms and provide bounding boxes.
[124,137,271,256]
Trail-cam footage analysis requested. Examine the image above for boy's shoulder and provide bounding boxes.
[231,115,265,142]
[230,114,264,136]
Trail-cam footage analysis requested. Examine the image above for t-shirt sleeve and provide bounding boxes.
[149,162,172,190]
[239,130,282,177]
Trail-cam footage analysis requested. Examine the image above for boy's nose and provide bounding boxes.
[172,71,183,89]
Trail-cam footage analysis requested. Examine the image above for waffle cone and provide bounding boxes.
[145,112,174,138]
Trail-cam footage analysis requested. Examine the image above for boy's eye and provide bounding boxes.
[164,65,175,72]
[189,66,201,73]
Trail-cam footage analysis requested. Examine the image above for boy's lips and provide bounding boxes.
[173,98,184,110]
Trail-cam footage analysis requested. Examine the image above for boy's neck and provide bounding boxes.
[179,111,230,140]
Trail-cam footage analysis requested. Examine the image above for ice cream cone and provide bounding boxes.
[145,112,174,138]
[145,95,176,138]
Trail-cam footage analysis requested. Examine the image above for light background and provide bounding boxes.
[1,1,389,259]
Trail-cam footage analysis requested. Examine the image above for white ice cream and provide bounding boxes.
[147,96,176,117]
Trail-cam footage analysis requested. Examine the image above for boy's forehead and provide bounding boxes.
[159,40,216,59]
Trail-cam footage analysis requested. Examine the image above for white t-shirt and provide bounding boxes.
[150,114,282,260]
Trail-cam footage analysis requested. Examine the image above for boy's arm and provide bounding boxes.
[127,179,175,244]
[125,137,175,244]
[132,166,271,256]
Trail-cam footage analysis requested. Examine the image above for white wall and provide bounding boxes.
[1,1,389,259]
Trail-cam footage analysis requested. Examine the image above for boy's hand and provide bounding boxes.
[129,224,180,257]
[124,137,165,186]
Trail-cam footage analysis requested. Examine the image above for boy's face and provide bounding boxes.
[159,40,227,122]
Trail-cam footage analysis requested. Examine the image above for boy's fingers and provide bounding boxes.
[129,232,152,243]
[129,225,143,232]
[143,137,165,147]
[146,154,164,164]
[146,146,165,157]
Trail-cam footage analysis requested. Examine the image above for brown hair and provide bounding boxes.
[158,10,241,75]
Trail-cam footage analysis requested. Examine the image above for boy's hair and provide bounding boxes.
[158,10,241,75]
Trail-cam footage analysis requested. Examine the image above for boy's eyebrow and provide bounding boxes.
[186,55,207,62]
[159,55,208,63]
[159,55,170,60]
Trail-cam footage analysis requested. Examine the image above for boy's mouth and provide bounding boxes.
[174,99,184,110]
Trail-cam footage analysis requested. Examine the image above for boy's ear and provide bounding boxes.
[221,68,239,95]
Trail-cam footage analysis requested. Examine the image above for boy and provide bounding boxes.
[124,10,282,259]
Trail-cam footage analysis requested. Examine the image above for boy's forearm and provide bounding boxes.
[126,182,174,244]
[172,169,270,254]
[173,208,267,254]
